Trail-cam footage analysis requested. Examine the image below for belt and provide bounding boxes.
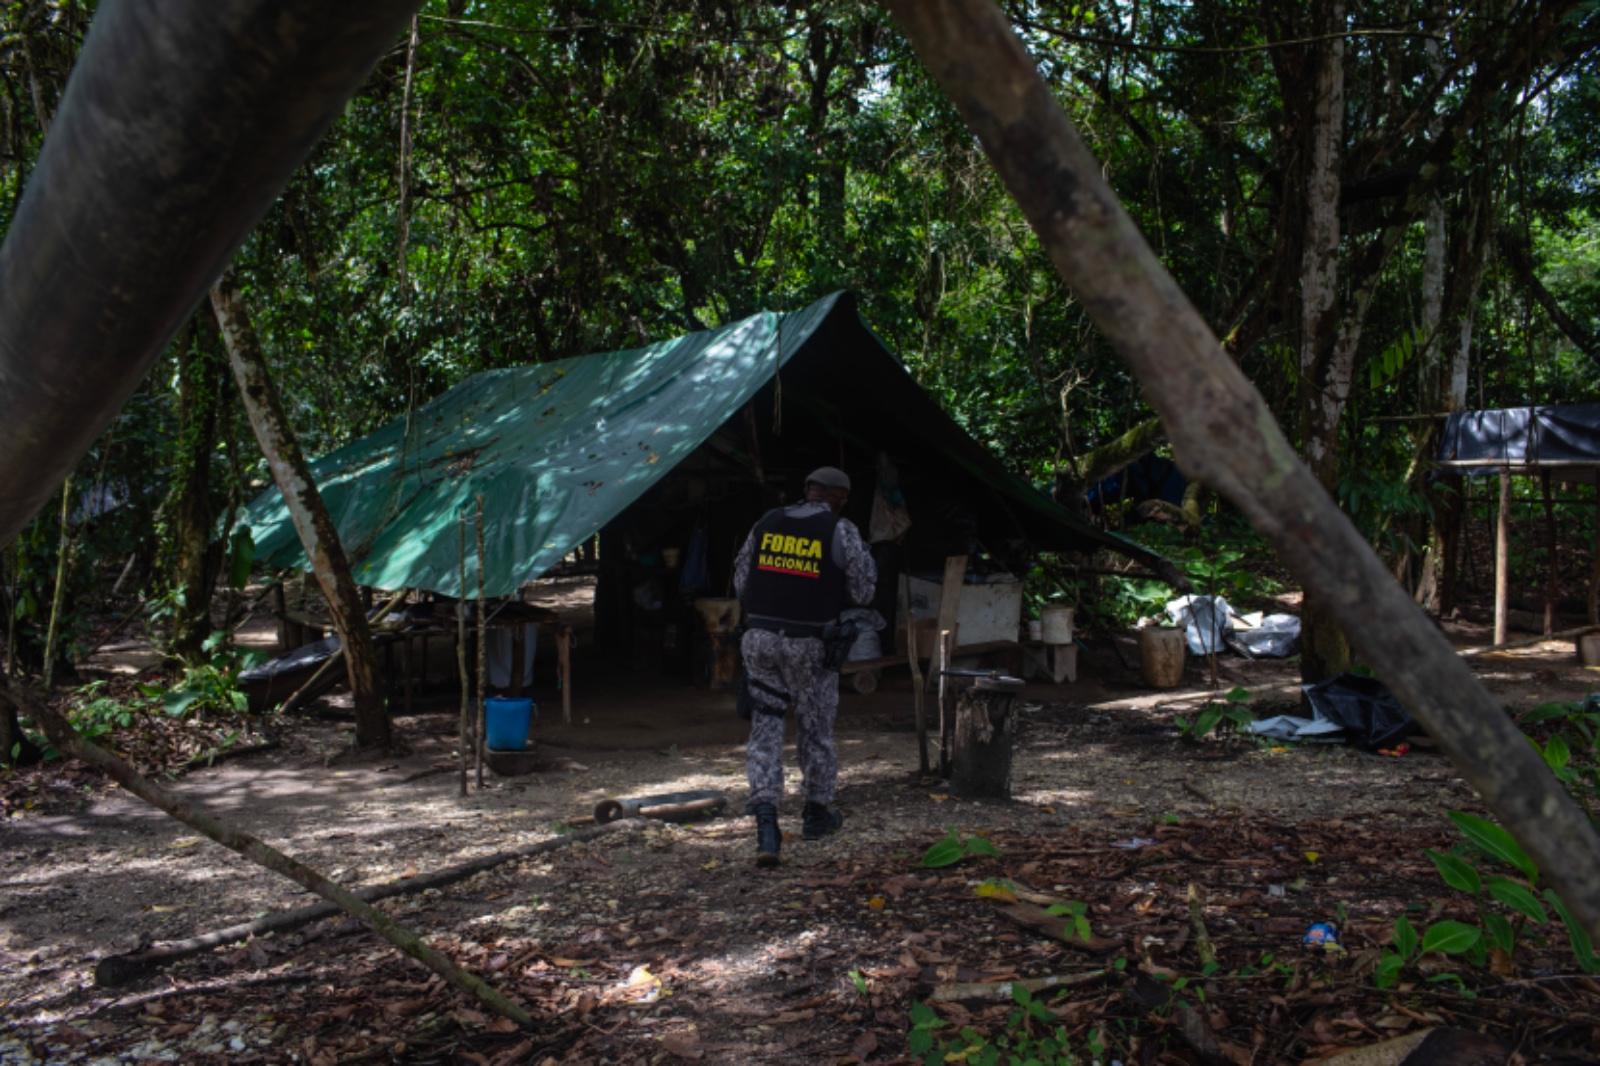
[746,619,826,638]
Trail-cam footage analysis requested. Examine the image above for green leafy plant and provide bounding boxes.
[1044,900,1094,944]
[920,830,1001,869]
[1376,811,1598,990]
[905,988,1089,1066]
[1175,686,1254,741]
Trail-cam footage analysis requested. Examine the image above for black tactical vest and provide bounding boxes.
[741,507,846,630]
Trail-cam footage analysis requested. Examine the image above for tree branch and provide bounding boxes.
[1,675,533,1027]
[881,0,1600,947]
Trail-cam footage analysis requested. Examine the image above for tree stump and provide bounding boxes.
[950,675,1025,799]
[1139,626,1186,688]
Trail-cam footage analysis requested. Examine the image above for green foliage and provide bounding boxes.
[920,830,1001,869]
[906,989,1091,1066]
[1043,899,1094,944]
[1175,687,1254,742]
[1376,811,1598,990]
[1516,699,1600,812]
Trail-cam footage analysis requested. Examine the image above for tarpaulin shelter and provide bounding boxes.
[1439,404,1600,482]
[1435,403,1600,642]
[244,292,1162,600]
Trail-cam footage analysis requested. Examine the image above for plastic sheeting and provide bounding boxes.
[245,293,1161,597]
[1165,594,1231,655]
[1439,403,1600,482]
[1231,613,1301,658]
[1249,674,1416,750]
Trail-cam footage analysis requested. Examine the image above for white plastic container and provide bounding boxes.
[1041,605,1075,645]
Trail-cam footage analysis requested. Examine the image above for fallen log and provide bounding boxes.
[94,817,638,987]
[5,676,533,1027]
[1457,623,1600,659]
[593,789,727,825]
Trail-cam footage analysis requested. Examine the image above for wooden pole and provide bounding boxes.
[937,628,955,775]
[1591,483,1600,626]
[1495,469,1511,645]
[457,510,469,797]
[557,624,572,724]
[907,612,928,773]
[42,476,73,690]
[1542,470,1557,636]
[475,495,486,787]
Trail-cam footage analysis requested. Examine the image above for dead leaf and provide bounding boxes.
[490,1040,535,1066]
[661,1032,703,1060]
[487,1016,519,1034]
[851,1030,879,1060]
[773,1009,816,1024]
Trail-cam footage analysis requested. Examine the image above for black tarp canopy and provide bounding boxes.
[1438,404,1600,482]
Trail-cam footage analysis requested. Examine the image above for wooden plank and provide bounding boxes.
[935,554,968,642]
[908,614,928,774]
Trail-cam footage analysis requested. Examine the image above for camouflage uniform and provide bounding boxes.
[734,501,876,808]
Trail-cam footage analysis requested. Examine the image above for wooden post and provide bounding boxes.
[1495,469,1511,645]
[907,612,928,774]
[273,582,289,652]
[936,554,968,651]
[475,496,486,787]
[1542,470,1557,636]
[934,624,947,771]
[457,511,469,797]
[556,624,572,725]
[1590,484,1600,626]
[509,623,525,697]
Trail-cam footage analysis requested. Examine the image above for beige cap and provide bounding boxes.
[805,466,851,492]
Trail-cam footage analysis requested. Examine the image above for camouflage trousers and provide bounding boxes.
[740,628,839,809]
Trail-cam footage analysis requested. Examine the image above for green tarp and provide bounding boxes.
[246,293,1157,596]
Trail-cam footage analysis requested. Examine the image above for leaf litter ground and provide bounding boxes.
[4,624,1600,1064]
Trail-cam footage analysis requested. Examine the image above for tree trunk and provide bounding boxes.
[1,695,42,767]
[169,316,226,660]
[0,0,424,547]
[210,275,391,750]
[881,0,1600,947]
[1295,2,1350,683]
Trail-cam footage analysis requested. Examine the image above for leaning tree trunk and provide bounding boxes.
[210,275,391,749]
[0,0,424,548]
[881,0,1600,947]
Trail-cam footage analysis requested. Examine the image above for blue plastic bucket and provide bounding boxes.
[485,697,534,751]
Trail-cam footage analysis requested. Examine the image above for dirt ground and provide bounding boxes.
[3,611,1599,1064]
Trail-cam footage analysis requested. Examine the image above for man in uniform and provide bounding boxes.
[733,466,877,866]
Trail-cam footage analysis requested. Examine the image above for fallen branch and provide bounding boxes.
[2,676,533,1027]
[1187,883,1216,969]
[929,970,1107,1002]
[1457,623,1600,659]
[178,739,278,775]
[95,816,638,987]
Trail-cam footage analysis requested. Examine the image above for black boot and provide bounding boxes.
[753,803,781,867]
[803,801,844,841]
